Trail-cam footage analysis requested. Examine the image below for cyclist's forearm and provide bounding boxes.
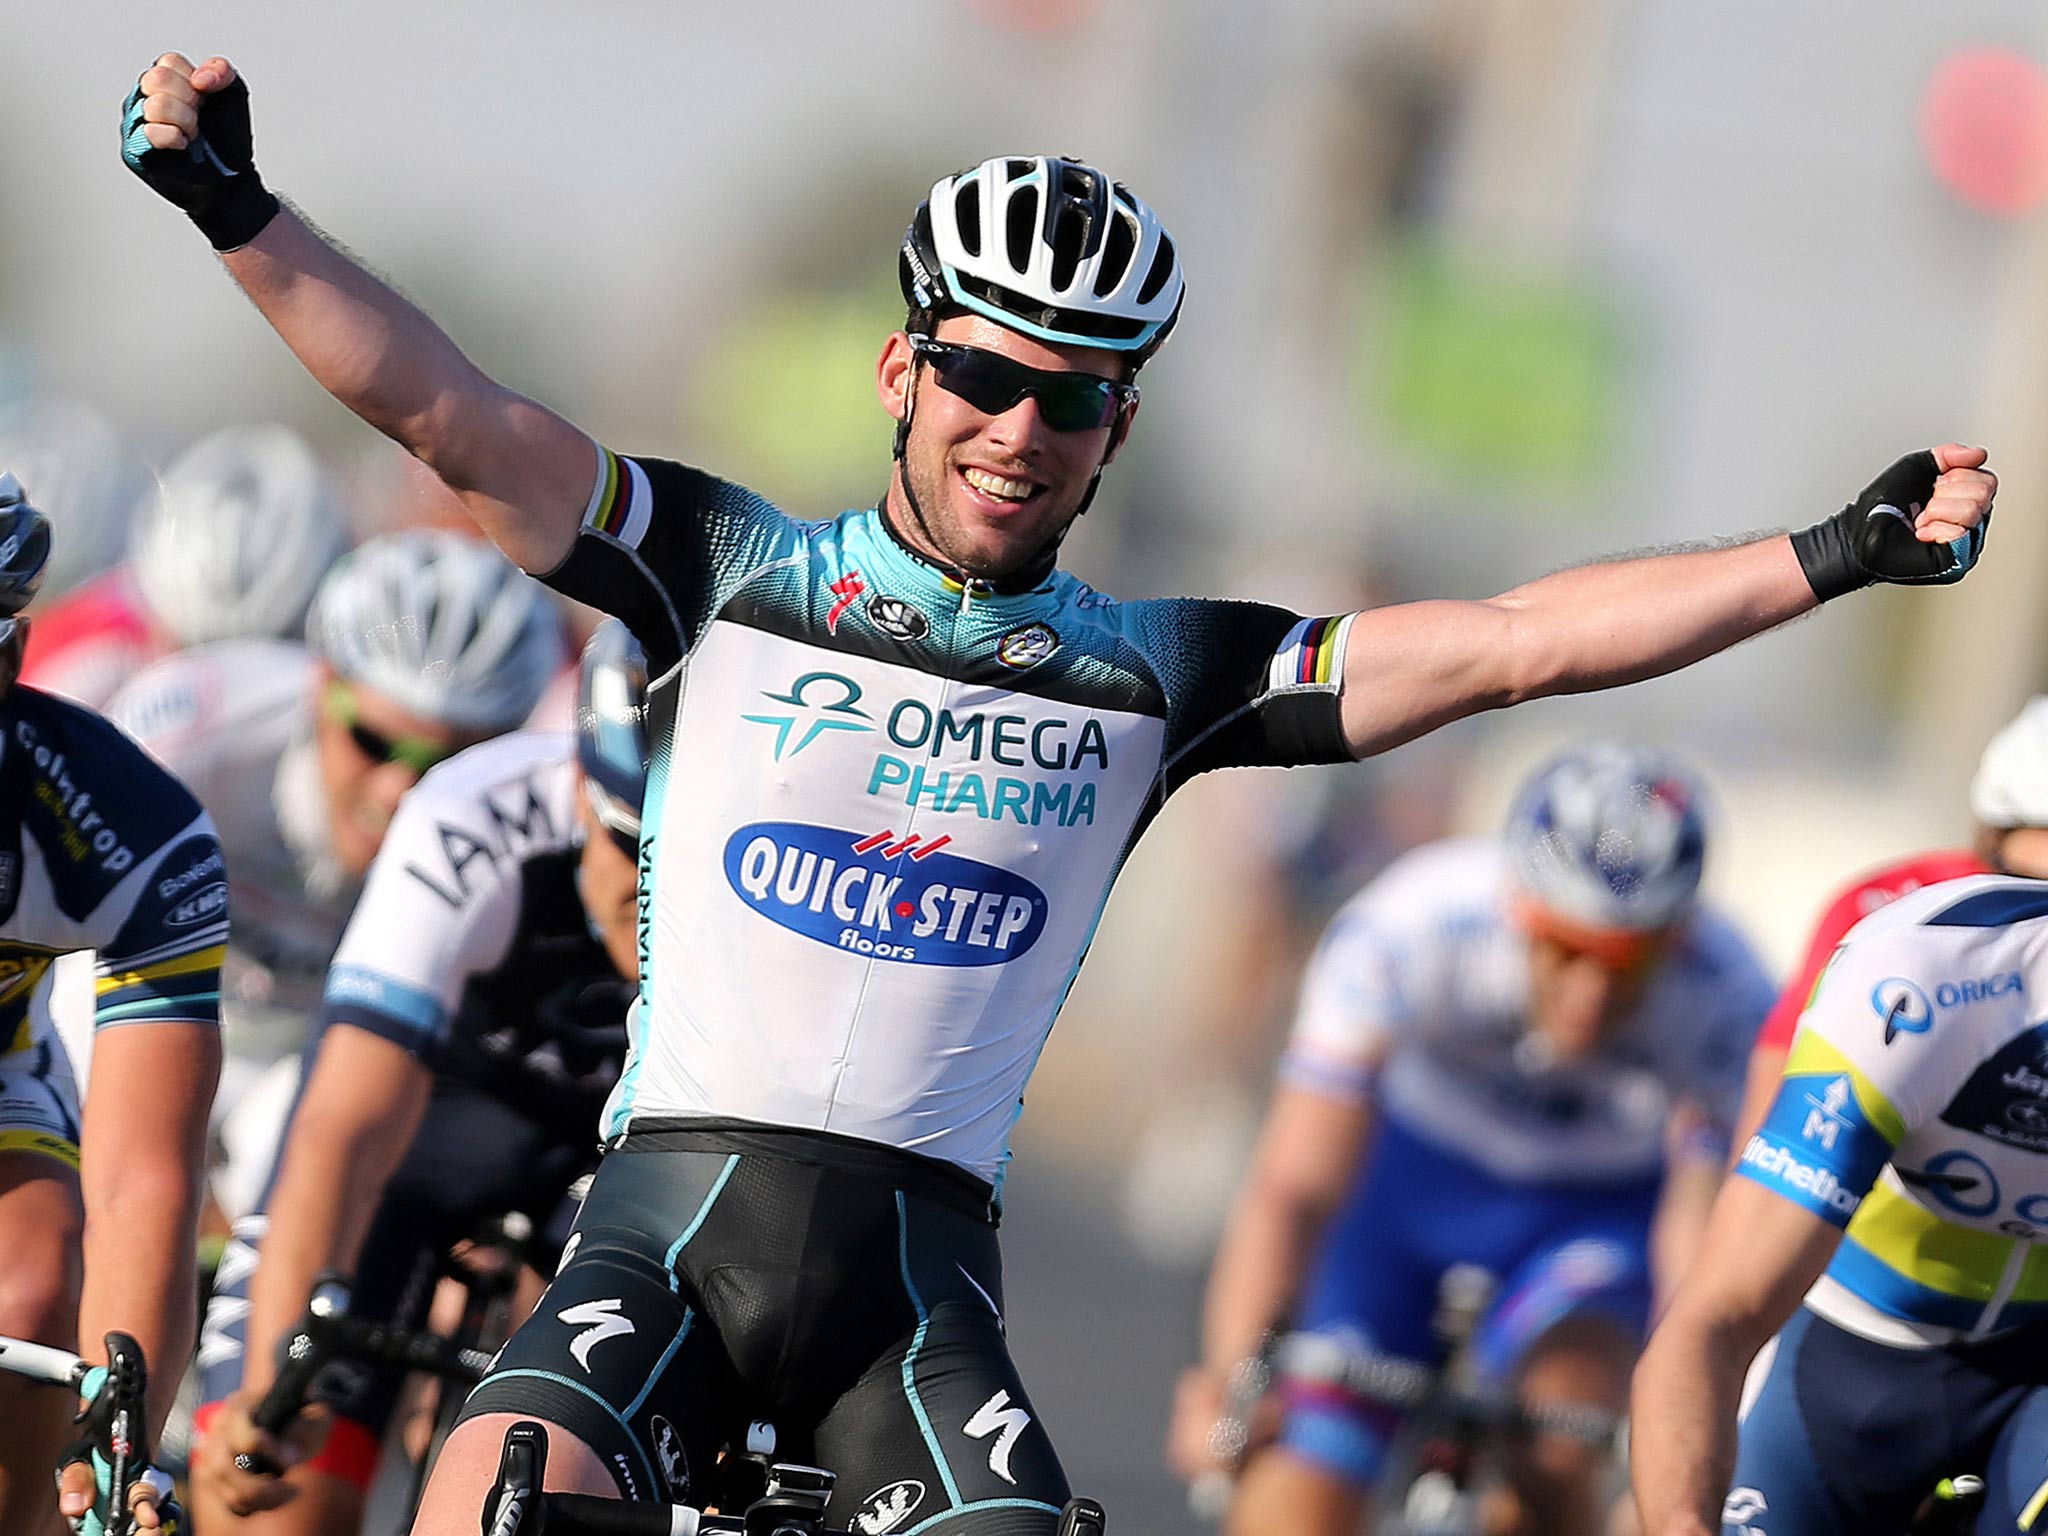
[1630,1312,1747,1536]
[1199,1186,1334,1373]
[242,1094,421,1395]
[77,1022,218,1434]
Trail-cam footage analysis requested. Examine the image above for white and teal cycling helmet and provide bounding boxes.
[1505,743,1708,934]
[575,619,650,847]
[306,529,564,733]
[131,423,351,647]
[1971,696,2048,829]
[900,155,1185,366]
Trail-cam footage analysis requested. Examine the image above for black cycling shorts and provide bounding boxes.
[457,1121,1071,1535]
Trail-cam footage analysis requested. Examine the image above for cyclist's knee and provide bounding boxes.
[410,1414,618,1536]
[0,1157,82,1341]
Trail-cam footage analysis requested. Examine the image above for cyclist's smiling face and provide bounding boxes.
[878,314,1135,580]
[313,669,483,877]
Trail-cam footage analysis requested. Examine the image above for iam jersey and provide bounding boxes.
[0,686,225,1070]
[320,731,633,1131]
[541,449,1356,1183]
[1279,839,1772,1185]
[1740,875,2048,1342]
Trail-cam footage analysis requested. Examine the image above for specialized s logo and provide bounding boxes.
[826,572,866,634]
[743,673,875,760]
[557,1298,635,1371]
[963,1390,1031,1485]
[724,822,1047,966]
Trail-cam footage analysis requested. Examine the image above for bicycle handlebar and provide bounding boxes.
[241,1271,495,1475]
[0,1331,158,1536]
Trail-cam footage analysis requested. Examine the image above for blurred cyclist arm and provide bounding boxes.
[125,54,590,574]
[1168,1076,1377,1481]
[1647,1110,1725,1315]
[1336,445,1995,759]
[1631,1177,1839,1536]
[196,1023,429,1516]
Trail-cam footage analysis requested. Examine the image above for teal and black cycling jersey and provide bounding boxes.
[541,448,1356,1184]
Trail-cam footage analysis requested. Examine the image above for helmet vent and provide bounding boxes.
[1096,209,1136,297]
[952,182,982,257]
[1048,200,1086,291]
[1137,234,1178,306]
[1005,187,1039,276]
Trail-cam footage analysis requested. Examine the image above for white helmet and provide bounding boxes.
[0,402,150,599]
[900,155,1185,365]
[131,423,352,647]
[306,529,564,732]
[1971,696,2048,828]
[1505,743,1709,934]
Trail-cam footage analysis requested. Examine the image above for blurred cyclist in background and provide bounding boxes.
[0,472,224,1536]
[107,528,565,1219]
[1731,696,2048,1143]
[24,422,350,709]
[1171,744,1771,1536]
[0,400,152,604]
[188,621,647,1536]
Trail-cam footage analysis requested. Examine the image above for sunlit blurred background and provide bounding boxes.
[10,2,2048,1525]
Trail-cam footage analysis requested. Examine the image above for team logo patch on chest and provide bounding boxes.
[724,821,1048,965]
[867,595,930,641]
[995,622,1059,668]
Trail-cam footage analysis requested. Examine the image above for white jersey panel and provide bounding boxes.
[324,732,579,1045]
[620,620,1165,1179]
[109,640,348,1055]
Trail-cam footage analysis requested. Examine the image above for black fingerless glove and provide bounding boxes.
[1791,450,1988,601]
[120,75,279,252]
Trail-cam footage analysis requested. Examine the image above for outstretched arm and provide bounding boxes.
[1338,444,1995,758]
[126,54,591,572]
[1630,1178,1840,1536]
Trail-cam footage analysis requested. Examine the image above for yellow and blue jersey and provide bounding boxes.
[1740,874,2048,1338]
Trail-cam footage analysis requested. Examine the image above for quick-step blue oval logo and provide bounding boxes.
[724,821,1048,966]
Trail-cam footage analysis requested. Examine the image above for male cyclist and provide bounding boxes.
[121,55,1994,1535]
[1633,866,2048,1534]
[1170,744,1769,1536]
[107,528,564,1217]
[24,421,349,709]
[1732,695,2048,1142]
[0,472,225,1536]
[188,622,646,1536]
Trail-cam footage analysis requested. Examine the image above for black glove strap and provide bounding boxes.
[1790,514,1865,603]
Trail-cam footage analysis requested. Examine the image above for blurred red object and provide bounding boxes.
[1922,46,2048,216]
[967,0,1098,36]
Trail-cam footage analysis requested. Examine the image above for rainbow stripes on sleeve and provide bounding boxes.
[583,446,655,548]
[94,941,225,1028]
[1268,613,1356,694]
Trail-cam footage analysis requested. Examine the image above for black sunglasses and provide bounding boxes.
[908,335,1137,434]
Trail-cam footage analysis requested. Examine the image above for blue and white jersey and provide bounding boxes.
[541,449,1357,1182]
[1279,838,1772,1185]
[320,731,632,1129]
[1739,875,2048,1341]
[0,685,227,1060]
